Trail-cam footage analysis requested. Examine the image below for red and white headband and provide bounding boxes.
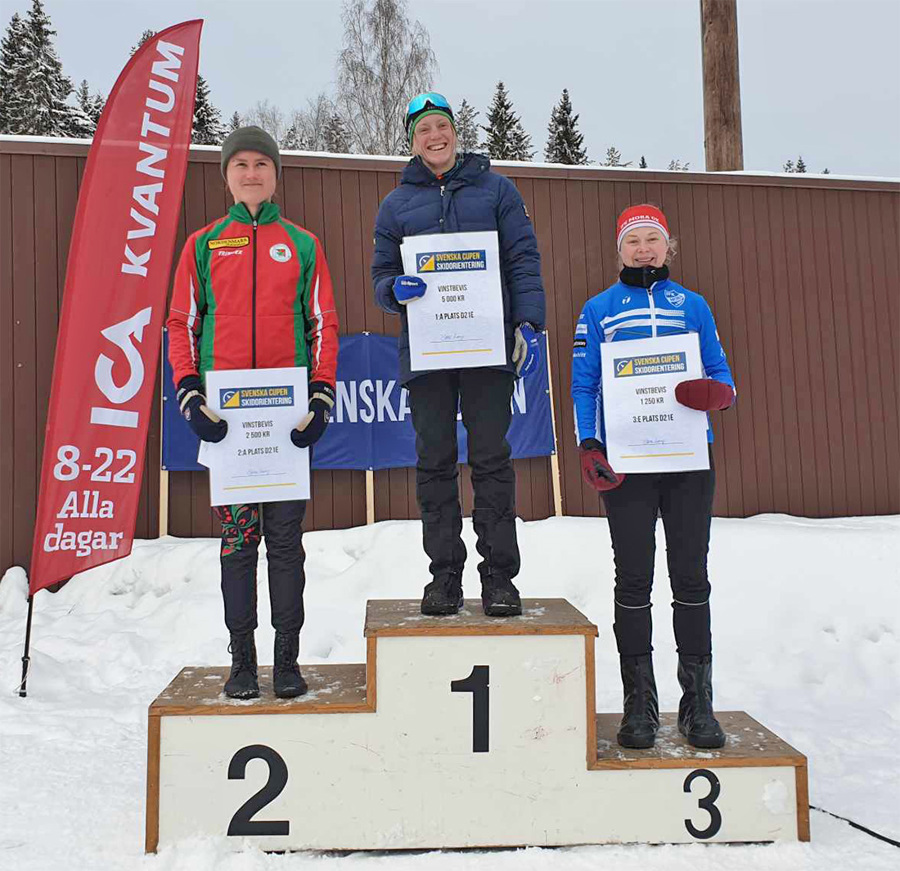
[616,205,670,250]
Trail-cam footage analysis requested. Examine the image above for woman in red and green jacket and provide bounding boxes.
[166,126,339,701]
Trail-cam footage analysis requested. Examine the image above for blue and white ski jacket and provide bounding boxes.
[571,278,735,445]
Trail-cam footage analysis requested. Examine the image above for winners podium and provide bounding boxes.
[146,599,809,851]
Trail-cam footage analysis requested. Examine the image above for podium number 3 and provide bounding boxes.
[227,744,290,836]
[683,768,722,839]
[451,665,490,752]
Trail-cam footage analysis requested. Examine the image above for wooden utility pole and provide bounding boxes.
[701,0,744,171]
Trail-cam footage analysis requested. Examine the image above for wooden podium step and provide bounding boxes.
[595,711,807,769]
[150,664,371,715]
[364,598,599,637]
[146,598,808,851]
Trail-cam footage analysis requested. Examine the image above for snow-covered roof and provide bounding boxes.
[1,134,898,184]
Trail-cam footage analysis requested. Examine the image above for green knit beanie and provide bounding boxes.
[220,126,282,178]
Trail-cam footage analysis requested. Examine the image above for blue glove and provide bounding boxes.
[393,275,427,304]
[512,322,540,377]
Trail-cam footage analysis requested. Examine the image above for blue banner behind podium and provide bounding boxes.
[162,332,555,472]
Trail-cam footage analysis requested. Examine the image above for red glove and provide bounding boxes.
[675,379,734,411]
[579,439,625,492]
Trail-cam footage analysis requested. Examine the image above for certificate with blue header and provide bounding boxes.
[400,231,506,371]
[600,333,709,473]
[198,367,310,505]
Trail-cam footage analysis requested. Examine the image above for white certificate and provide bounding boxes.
[400,231,506,371]
[600,333,710,473]
[198,368,310,506]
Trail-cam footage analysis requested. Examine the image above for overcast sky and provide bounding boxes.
[13,0,900,177]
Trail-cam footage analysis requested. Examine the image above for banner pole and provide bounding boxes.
[159,334,169,538]
[543,331,564,517]
[366,470,375,525]
[19,594,35,698]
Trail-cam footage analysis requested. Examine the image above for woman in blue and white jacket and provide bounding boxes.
[572,204,735,751]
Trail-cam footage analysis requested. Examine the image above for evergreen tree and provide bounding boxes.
[639,155,648,169]
[89,90,105,127]
[192,74,225,144]
[783,155,807,174]
[822,167,830,174]
[281,123,302,150]
[509,121,534,162]
[455,98,479,154]
[74,79,96,134]
[74,80,104,133]
[130,29,157,55]
[0,13,28,134]
[227,111,242,134]
[667,158,690,171]
[323,113,351,153]
[543,88,587,165]
[481,81,533,161]
[13,0,84,136]
[602,145,631,167]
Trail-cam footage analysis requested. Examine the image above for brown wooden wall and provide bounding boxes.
[2,138,898,574]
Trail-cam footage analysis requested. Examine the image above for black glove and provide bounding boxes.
[176,375,227,443]
[291,381,336,449]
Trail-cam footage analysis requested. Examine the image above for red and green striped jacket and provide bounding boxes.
[167,201,339,387]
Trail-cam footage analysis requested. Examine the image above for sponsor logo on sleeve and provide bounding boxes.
[575,323,588,335]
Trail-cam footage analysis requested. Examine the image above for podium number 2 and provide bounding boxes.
[683,769,722,839]
[227,744,290,836]
[451,665,489,752]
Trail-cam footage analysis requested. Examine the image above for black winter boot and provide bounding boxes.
[421,573,464,615]
[273,632,308,698]
[677,654,726,748]
[481,575,522,617]
[224,632,259,699]
[617,655,660,748]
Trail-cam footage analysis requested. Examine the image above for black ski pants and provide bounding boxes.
[601,453,715,658]
[407,368,520,584]
[213,500,307,635]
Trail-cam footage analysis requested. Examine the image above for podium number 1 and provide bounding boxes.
[451,665,489,752]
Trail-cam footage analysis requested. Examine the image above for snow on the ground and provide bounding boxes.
[1,514,898,870]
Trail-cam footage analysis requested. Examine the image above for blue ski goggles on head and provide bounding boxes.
[405,92,454,139]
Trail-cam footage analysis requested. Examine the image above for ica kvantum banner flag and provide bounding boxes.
[28,21,203,595]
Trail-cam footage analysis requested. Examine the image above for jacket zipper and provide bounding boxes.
[251,213,258,366]
[439,184,446,231]
[648,282,658,337]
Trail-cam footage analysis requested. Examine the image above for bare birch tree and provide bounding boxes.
[336,0,437,155]
[287,93,337,151]
[243,99,287,145]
